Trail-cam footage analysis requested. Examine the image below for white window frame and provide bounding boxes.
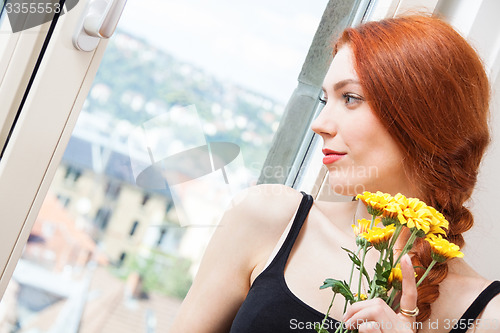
[0,0,112,296]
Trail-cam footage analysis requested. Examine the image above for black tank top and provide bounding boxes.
[229,192,500,333]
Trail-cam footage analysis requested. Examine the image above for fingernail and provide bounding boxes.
[403,253,411,264]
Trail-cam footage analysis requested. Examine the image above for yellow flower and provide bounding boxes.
[388,264,403,290]
[356,191,392,216]
[381,193,407,225]
[352,218,371,236]
[382,202,401,219]
[361,224,396,250]
[354,293,368,300]
[388,263,418,290]
[397,198,432,236]
[425,234,464,262]
[427,206,449,236]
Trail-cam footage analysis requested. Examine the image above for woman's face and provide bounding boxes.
[311,45,412,197]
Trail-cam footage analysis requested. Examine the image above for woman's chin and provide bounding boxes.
[327,179,366,197]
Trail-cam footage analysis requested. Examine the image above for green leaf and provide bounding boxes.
[362,268,372,286]
[348,253,361,267]
[341,247,356,256]
[374,260,393,288]
[374,285,389,301]
[320,279,354,302]
[342,247,361,265]
[342,247,371,285]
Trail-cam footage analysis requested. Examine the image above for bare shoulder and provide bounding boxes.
[438,261,500,333]
[475,283,500,332]
[219,184,305,265]
[202,184,305,266]
[225,184,304,233]
[170,184,304,332]
[206,184,304,261]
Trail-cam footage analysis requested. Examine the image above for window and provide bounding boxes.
[0,0,383,331]
[129,220,139,236]
[95,207,112,231]
[141,193,150,206]
[118,251,127,266]
[104,181,121,200]
[63,165,82,183]
[56,194,71,207]
[156,227,166,247]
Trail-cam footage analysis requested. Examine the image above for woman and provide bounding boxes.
[171,15,500,332]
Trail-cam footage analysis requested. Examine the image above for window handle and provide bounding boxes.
[73,0,127,52]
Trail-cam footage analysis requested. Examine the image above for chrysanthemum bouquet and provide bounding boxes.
[315,191,464,333]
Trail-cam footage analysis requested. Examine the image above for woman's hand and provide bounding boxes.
[342,254,418,333]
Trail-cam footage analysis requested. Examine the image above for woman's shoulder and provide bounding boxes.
[465,274,500,329]
[479,286,500,325]
[435,261,500,329]
[209,184,306,276]
[227,184,305,232]
[455,276,500,332]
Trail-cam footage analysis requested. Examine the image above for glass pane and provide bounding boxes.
[0,1,331,331]
[0,3,11,63]
[0,0,18,81]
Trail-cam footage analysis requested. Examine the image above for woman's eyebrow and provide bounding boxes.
[333,79,360,91]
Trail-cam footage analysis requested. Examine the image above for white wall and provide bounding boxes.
[435,0,500,280]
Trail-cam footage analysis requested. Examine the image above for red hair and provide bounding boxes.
[335,15,490,321]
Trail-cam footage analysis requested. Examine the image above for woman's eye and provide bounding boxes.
[318,97,327,105]
[342,93,363,106]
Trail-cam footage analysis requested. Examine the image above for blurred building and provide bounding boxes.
[52,112,185,265]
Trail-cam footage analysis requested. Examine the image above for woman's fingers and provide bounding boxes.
[399,254,418,319]
[344,298,391,327]
[342,255,419,332]
[358,321,383,333]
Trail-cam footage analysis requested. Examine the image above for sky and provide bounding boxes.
[118,0,328,104]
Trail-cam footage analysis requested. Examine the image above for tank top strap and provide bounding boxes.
[448,280,500,333]
[266,191,313,272]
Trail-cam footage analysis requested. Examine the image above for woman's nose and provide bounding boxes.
[311,105,337,138]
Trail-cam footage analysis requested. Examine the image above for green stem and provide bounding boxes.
[369,214,377,228]
[416,259,437,287]
[358,249,366,299]
[387,224,403,258]
[356,215,375,301]
[394,228,419,267]
[342,246,362,313]
[348,246,362,286]
[319,293,337,332]
[388,287,398,307]
[334,322,344,333]
[368,248,385,299]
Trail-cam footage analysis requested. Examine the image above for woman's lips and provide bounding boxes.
[322,148,346,165]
